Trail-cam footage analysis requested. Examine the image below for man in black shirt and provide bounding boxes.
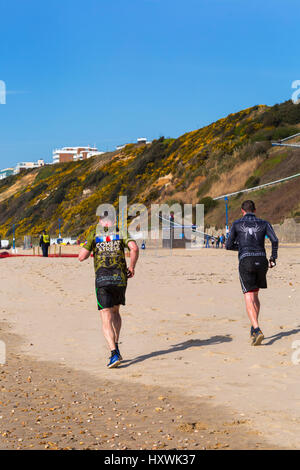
[226,200,278,345]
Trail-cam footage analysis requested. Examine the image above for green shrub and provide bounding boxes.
[143,188,161,204]
[35,166,55,182]
[240,142,271,161]
[29,182,48,199]
[244,176,260,189]
[273,126,299,141]
[130,137,166,177]
[259,100,300,126]
[83,170,109,188]
[53,187,66,204]
[108,181,122,203]
[199,196,218,214]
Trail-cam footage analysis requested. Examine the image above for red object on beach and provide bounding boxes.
[0,252,78,258]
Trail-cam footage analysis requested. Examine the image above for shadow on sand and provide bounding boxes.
[118,334,232,368]
[263,327,300,346]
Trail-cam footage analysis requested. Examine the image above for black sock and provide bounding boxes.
[254,327,260,334]
[111,349,117,356]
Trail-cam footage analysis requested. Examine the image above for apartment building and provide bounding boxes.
[52,146,99,164]
[0,168,14,180]
[116,137,151,150]
[14,160,45,174]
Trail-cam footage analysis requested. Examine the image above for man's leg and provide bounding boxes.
[100,307,117,351]
[244,290,260,329]
[111,305,122,343]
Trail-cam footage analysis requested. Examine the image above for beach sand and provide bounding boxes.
[0,246,299,449]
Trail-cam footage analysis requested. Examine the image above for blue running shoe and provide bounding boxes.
[107,352,121,369]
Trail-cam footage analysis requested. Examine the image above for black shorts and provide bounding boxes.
[95,285,126,310]
[239,256,268,294]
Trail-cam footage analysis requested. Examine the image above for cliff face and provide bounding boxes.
[272,219,300,243]
[0,100,299,239]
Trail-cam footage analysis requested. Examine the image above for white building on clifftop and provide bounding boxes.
[52,146,100,164]
[14,160,45,174]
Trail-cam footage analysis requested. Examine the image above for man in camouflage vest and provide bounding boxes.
[78,211,139,368]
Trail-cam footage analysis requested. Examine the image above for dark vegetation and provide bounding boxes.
[83,170,109,188]
[199,197,219,215]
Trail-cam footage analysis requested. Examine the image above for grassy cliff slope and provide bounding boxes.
[0,100,299,239]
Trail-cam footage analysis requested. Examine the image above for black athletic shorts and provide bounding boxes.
[95,285,126,310]
[239,256,268,294]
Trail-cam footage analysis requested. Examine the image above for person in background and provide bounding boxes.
[39,230,50,257]
[220,233,225,248]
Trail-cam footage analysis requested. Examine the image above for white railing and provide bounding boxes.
[213,172,300,200]
[278,132,300,142]
[272,143,300,148]
[271,131,300,148]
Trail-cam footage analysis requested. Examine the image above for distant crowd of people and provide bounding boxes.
[205,233,226,248]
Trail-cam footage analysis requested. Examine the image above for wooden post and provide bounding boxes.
[33,246,35,256]
[59,246,61,257]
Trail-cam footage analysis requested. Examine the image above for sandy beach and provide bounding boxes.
[0,246,299,449]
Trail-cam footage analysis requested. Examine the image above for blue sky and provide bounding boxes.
[0,0,299,167]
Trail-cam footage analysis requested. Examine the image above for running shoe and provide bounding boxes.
[250,326,255,342]
[251,329,264,346]
[107,352,121,369]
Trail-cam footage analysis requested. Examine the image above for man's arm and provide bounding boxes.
[78,247,91,262]
[266,222,278,264]
[225,223,238,251]
[127,241,139,278]
[78,230,94,262]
